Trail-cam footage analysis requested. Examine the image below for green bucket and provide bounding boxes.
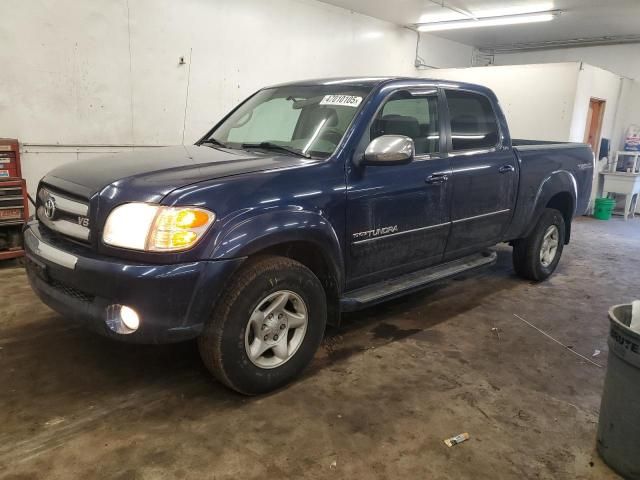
[594,197,617,220]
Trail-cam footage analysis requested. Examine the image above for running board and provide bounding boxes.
[340,251,497,312]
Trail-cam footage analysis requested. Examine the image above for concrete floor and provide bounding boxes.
[1,216,637,479]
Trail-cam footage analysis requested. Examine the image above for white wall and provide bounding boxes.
[623,81,640,138]
[417,33,474,69]
[494,44,640,80]
[570,64,623,146]
[571,64,624,202]
[1,0,419,148]
[0,0,472,194]
[418,63,581,142]
[494,44,640,152]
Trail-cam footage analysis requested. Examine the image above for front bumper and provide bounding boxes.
[23,221,243,344]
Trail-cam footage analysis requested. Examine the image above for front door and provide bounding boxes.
[442,89,518,259]
[346,89,451,289]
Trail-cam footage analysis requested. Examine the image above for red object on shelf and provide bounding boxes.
[0,138,21,180]
[0,139,27,261]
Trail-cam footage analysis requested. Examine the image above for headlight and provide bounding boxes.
[103,203,215,252]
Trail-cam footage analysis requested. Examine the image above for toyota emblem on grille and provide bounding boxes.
[44,197,57,219]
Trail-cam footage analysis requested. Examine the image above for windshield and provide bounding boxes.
[205,85,372,158]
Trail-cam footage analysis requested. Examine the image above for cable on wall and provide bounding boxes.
[407,28,439,69]
[426,0,476,20]
[181,47,193,145]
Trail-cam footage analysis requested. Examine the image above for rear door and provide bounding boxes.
[345,88,452,288]
[442,89,518,260]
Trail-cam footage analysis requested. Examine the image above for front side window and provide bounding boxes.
[446,90,499,151]
[208,85,371,158]
[370,92,440,156]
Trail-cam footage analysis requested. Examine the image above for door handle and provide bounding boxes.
[425,173,449,185]
[498,164,515,174]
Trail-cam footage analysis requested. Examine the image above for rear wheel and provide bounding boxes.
[198,255,326,395]
[513,208,566,282]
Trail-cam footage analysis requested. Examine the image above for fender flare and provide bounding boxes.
[210,209,344,288]
[523,170,577,239]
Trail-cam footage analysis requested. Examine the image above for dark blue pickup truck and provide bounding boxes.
[24,77,593,394]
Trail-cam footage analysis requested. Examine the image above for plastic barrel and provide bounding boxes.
[594,198,616,220]
[597,304,640,479]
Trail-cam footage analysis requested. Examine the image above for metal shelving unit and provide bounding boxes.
[0,179,29,260]
[0,139,27,260]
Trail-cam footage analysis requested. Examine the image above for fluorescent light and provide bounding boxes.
[419,11,462,24]
[471,3,554,18]
[417,11,560,32]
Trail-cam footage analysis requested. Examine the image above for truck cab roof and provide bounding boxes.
[268,76,495,96]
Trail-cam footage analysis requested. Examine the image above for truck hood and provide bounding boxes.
[42,145,319,199]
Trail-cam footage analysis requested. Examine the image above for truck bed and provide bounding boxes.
[503,141,594,241]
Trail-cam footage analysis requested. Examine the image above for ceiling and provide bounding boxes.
[320,0,640,50]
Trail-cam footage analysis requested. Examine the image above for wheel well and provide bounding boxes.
[546,192,574,243]
[255,241,341,326]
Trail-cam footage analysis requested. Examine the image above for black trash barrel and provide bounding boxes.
[597,303,640,479]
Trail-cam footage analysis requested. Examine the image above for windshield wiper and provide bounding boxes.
[201,137,229,148]
[241,142,311,159]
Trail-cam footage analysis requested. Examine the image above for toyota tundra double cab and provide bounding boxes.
[24,77,594,394]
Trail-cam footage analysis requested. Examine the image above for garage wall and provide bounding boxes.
[1,0,418,147]
[493,44,640,80]
[418,63,581,141]
[493,44,640,151]
[0,0,474,194]
[570,64,623,145]
[417,33,474,69]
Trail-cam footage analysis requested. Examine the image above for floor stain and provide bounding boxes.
[371,322,421,341]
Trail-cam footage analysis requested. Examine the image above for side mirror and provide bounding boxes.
[361,135,415,166]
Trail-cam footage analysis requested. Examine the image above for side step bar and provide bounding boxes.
[340,251,497,312]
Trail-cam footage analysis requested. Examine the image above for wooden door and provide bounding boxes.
[584,98,606,158]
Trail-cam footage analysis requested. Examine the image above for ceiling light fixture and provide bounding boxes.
[416,10,561,32]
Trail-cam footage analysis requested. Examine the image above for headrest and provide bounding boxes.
[451,115,479,134]
[379,114,420,139]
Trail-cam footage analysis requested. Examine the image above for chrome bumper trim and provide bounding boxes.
[24,229,78,270]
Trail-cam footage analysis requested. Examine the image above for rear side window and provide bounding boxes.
[446,91,499,151]
[371,92,440,156]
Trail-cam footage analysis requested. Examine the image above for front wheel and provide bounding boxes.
[512,208,566,282]
[198,255,327,395]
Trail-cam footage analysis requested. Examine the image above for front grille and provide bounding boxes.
[50,279,95,303]
[36,187,91,243]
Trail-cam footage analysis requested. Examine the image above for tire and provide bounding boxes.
[198,255,327,395]
[512,208,566,282]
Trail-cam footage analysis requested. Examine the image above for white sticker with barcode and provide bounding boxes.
[319,95,362,108]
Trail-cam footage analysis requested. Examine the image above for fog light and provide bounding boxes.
[106,304,140,334]
[120,306,140,330]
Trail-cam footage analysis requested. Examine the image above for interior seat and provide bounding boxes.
[372,114,429,154]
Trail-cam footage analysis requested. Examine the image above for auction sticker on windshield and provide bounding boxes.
[319,95,362,108]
